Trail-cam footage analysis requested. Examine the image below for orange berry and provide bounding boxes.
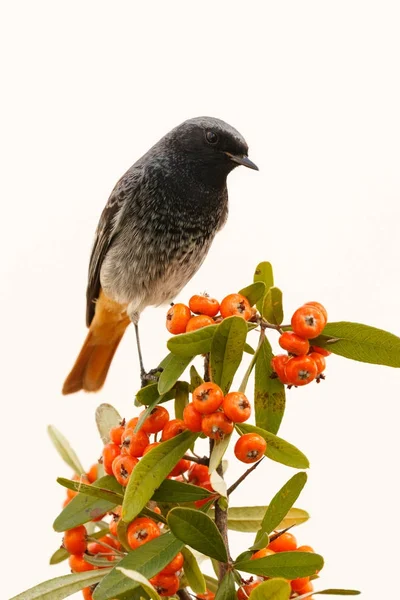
[237,581,262,599]
[143,441,161,455]
[126,417,139,429]
[161,418,187,441]
[192,382,224,414]
[308,352,326,375]
[183,402,203,432]
[291,577,310,592]
[127,517,161,550]
[291,305,327,339]
[68,553,95,572]
[166,303,191,334]
[186,314,215,332]
[109,423,125,445]
[140,406,170,434]
[278,331,309,355]
[297,545,315,553]
[268,532,297,552]
[201,412,234,440]
[102,443,121,475]
[111,455,138,486]
[188,463,210,485]
[251,547,275,560]
[198,591,215,600]
[222,392,251,423]
[285,355,318,386]
[220,293,252,320]
[189,294,220,317]
[149,573,180,596]
[304,301,328,322]
[82,587,94,600]
[297,580,314,594]
[160,551,184,575]
[234,433,266,463]
[109,514,120,537]
[194,480,217,508]
[63,526,87,555]
[309,344,331,357]
[169,458,190,477]
[121,427,149,457]
[86,464,99,484]
[271,354,291,384]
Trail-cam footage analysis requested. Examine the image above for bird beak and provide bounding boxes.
[225,152,259,171]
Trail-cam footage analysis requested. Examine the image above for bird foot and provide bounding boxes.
[140,367,163,388]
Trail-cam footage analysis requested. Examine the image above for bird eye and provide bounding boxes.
[206,130,219,145]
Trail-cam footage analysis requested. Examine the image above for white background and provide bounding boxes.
[1,1,400,598]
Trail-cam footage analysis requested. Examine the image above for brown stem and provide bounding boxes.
[177,589,192,600]
[227,457,265,496]
[210,438,231,582]
[204,353,210,382]
[182,454,209,466]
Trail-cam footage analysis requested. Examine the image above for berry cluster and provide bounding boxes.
[238,532,318,599]
[166,292,253,334]
[272,302,330,387]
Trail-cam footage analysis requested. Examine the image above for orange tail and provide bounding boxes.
[62,292,130,395]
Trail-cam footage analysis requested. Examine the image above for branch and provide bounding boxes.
[177,589,192,600]
[183,454,209,466]
[227,457,265,496]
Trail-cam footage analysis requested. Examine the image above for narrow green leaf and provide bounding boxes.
[262,286,284,324]
[239,281,266,307]
[254,261,274,314]
[57,477,124,504]
[181,547,207,594]
[249,578,291,600]
[167,507,228,562]
[256,472,307,540]
[116,568,161,600]
[214,571,236,600]
[167,325,217,357]
[190,365,204,390]
[237,423,309,469]
[157,353,194,394]
[210,316,248,393]
[174,381,189,420]
[226,506,309,532]
[310,321,400,367]
[310,591,361,596]
[53,476,122,532]
[152,478,212,502]
[47,425,85,476]
[10,569,111,600]
[122,431,198,522]
[135,382,176,406]
[93,533,184,600]
[250,532,270,551]
[209,435,232,474]
[254,336,286,434]
[204,575,219,593]
[49,547,69,565]
[95,404,122,445]
[235,551,323,579]
[244,342,255,355]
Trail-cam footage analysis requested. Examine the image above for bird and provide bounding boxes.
[62,116,258,395]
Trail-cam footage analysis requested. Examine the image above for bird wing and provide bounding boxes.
[85,168,140,326]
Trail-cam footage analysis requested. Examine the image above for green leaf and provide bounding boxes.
[174,381,189,420]
[50,527,110,564]
[57,477,124,504]
[122,431,198,522]
[254,261,274,314]
[256,472,307,540]
[235,551,323,579]
[135,382,176,406]
[181,547,207,594]
[167,507,228,562]
[254,336,286,434]
[10,569,111,600]
[93,532,184,600]
[236,423,310,469]
[310,321,400,367]
[95,404,122,444]
[249,578,291,600]
[152,478,212,502]
[210,316,248,393]
[47,425,85,476]
[244,342,255,355]
[167,325,217,357]
[226,506,309,532]
[310,591,361,596]
[53,476,122,532]
[190,365,204,389]
[214,571,236,600]
[239,281,266,307]
[157,353,194,394]
[209,435,232,474]
[262,287,284,324]
[204,575,219,593]
[116,568,161,600]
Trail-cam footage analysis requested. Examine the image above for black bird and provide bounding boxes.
[62,116,258,394]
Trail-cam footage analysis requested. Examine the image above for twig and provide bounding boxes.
[211,436,231,581]
[177,589,192,600]
[227,457,265,496]
[239,328,265,393]
[204,353,210,382]
[183,454,209,466]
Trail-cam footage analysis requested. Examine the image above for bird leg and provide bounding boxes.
[133,322,162,387]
